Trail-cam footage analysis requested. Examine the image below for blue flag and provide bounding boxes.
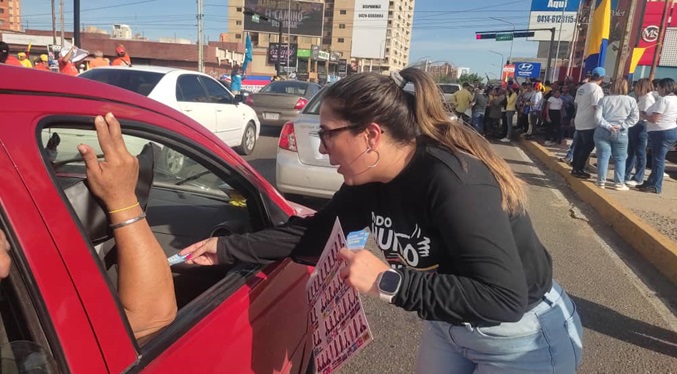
[243,33,253,74]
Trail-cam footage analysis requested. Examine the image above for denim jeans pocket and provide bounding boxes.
[474,313,542,339]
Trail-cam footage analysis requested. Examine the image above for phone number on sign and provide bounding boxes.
[536,15,575,23]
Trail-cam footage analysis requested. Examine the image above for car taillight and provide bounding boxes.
[293,98,308,110]
[278,122,298,152]
[245,95,254,105]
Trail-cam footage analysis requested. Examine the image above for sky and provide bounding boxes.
[20,0,538,79]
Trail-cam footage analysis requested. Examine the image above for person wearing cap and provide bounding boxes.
[0,42,23,66]
[17,52,33,68]
[89,50,110,69]
[58,46,79,76]
[34,54,51,71]
[112,44,131,66]
[571,66,605,179]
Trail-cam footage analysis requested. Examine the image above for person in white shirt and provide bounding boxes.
[639,78,677,194]
[594,79,639,190]
[544,89,564,146]
[625,78,655,186]
[571,67,605,179]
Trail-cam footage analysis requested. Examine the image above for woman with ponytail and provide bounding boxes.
[180,69,583,373]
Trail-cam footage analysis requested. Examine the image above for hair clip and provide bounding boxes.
[390,71,407,89]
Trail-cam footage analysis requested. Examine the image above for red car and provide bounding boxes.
[0,65,314,373]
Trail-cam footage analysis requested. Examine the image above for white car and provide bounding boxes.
[276,88,343,199]
[79,66,260,156]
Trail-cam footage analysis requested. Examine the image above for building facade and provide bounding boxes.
[227,0,414,78]
[0,0,21,32]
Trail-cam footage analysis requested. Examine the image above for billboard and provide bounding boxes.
[528,0,581,41]
[351,0,389,59]
[267,43,299,67]
[244,0,324,37]
[514,62,542,78]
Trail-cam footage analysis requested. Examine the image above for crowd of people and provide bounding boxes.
[0,41,132,76]
[448,68,677,194]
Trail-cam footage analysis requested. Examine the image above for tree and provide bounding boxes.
[457,73,484,85]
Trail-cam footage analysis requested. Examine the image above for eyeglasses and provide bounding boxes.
[314,123,363,148]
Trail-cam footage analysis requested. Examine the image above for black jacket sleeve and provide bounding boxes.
[217,185,368,266]
[393,178,529,324]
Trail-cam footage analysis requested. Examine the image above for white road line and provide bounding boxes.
[513,145,677,331]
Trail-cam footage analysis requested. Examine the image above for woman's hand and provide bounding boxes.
[180,237,220,265]
[338,249,390,298]
[77,113,139,211]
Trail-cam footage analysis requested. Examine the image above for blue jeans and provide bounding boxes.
[505,111,515,139]
[565,131,577,161]
[625,122,648,183]
[594,127,629,186]
[645,128,677,193]
[472,112,485,134]
[415,282,582,374]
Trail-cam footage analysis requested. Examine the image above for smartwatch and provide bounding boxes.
[377,269,402,304]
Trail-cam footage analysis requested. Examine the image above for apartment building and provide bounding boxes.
[0,0,22,32]
[328,0,414,73]
[227,0,414,77]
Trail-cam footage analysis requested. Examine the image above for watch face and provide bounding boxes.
[378,271,401,294]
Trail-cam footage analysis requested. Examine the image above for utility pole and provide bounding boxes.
[545,27,556,82]
[74,0,80,47]
[51,0,56,44]
[197,0,204,72]
[554,3,567,81]
[276,18,283,76]
[613,0,639,81]
[59,0,64,46]
[286,0,291,74]
[649,0,672,80]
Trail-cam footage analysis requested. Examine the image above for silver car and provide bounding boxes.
[275,88,343,199]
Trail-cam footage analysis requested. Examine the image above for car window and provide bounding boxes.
[38,123,275,347]
[303,86,329,115]
[439,85,459,94]
[176,75,209,103]
[201,77,234,104]
[79,69,164,96]
[260,81,309,96]
[0,219,61,373]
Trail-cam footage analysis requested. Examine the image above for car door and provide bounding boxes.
[175,74,218,133]
[32,106,313,373]
[200,75,245,145]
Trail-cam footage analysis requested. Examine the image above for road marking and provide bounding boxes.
[514,146,677,331]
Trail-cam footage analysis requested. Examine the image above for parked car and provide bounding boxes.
[79,65,260,156]
[437,83,462,108]
[276,86,344,200]
[246,80,322,127]
[0,65,314,373]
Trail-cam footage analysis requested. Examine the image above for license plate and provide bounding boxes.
[263,112,280,120]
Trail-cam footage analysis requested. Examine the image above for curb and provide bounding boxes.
[518,138,677,285]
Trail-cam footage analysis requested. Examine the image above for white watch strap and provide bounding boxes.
[379,292,395,304]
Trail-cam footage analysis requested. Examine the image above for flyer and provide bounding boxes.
[306,218,373,374]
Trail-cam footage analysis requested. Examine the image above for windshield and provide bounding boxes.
[438,85,459,94]
[302,86,328,115]
[79,69,164,96]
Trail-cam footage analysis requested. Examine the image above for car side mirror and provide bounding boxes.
[235,92,250,103]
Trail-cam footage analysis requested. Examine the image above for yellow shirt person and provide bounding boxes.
[17,52,32,68]
[451,84,474,115]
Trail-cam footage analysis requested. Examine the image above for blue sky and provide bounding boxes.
[20,0,538,79]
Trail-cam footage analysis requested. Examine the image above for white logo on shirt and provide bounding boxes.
[371,212,431,267]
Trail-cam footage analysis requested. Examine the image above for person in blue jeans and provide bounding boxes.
[625,79,655,186]
[594,79,639,190]
[640,78,677,194]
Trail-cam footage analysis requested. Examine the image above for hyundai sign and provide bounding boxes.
[515,62,541,78]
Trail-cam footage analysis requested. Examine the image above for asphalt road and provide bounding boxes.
[246,127,677,374]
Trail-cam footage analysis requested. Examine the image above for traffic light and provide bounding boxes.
[476,33,496,40]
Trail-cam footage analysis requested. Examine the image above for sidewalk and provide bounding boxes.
[518,138,677,285]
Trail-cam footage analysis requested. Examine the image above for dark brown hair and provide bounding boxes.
[322,69,526,214]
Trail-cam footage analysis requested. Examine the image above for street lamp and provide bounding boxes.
[489,50,504,81]
[490,17,515,64]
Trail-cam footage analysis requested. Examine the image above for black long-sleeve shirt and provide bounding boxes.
[218,139,552,324]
